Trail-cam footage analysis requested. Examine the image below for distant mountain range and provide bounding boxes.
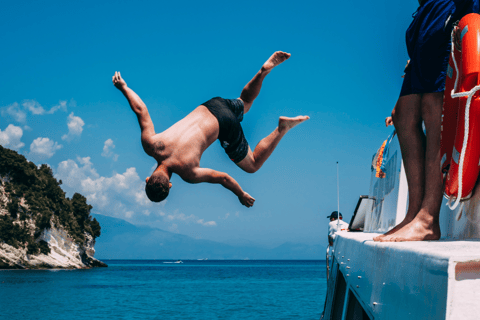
[93,214,323,260]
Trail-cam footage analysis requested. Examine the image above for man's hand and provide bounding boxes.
[112,71,127,91]
[239,192,255,208]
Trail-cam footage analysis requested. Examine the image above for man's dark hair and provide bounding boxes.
[145,172,170,202]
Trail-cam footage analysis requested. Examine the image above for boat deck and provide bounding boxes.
[328,232,480,320]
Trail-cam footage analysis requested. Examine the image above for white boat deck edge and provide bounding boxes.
[333,232,480,320]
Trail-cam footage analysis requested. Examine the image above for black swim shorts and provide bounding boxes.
[202,97,249,163]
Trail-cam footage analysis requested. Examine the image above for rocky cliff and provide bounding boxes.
[0,145,106,269]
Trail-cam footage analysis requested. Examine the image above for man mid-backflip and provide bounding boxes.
[113,51,309,208]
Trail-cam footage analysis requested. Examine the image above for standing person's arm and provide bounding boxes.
[112,72,155,154]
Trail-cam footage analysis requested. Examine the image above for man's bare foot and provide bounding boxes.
[278,116,310,133]
[376,216,441,242]
[112,71,127,91]
[262,51,291,72]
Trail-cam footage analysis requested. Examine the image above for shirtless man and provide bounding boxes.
[112,51,309,208]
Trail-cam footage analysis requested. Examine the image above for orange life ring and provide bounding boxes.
[440,40,460,173]
[442,13,480,208]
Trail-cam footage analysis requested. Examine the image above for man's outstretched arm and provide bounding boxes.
[185,168,255,208]
[112,72,155,153]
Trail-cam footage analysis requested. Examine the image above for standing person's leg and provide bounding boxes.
[240,51,291,114]
[377,92,443,242]
[236,116,309,173]
[374,94,425,241]
[418,92,444,217]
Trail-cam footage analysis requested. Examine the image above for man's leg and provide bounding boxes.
[377,92,443,242]
[240,51,291,114]
[236,116,309,173]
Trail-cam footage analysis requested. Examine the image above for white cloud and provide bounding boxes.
[54,158,213,228]
[197,219,217,227]
[220,213,230,220]
[1,103,26,123]
[62,112,84,142]
[101,138,119,161]
[0,124,25,150]
[23,100,45,115]
[81,167,141,195]
[168,224,179,233]
[22,100,68,115]
[57,157,100,186]
[56,157,151,215]
[29,137,62,159]
[166,212,216,227]
[68,99,77,108]
[47,101,68,114]
[166,212,196,222]
[1,100,68,124]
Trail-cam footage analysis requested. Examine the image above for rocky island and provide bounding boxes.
[0,145,106,269]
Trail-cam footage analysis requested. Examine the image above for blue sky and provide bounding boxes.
[1,0,417,248]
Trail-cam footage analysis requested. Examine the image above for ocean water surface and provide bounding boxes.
[1,260,326,320]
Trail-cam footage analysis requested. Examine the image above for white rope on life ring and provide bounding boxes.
[448,28,480,210]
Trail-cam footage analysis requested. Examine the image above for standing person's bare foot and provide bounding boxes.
[376,211,441,242]
[278,116,310,133]
[262,51,291,72]
[373,217,414,241]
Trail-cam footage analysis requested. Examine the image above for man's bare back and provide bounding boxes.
[113,51,309,207]
[148,106,220,176]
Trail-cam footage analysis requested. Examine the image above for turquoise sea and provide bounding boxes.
[1,260,326,320]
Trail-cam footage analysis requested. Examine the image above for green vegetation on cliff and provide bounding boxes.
[0,145,100,254]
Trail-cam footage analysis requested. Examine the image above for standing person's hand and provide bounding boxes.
[385,116,393,127]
